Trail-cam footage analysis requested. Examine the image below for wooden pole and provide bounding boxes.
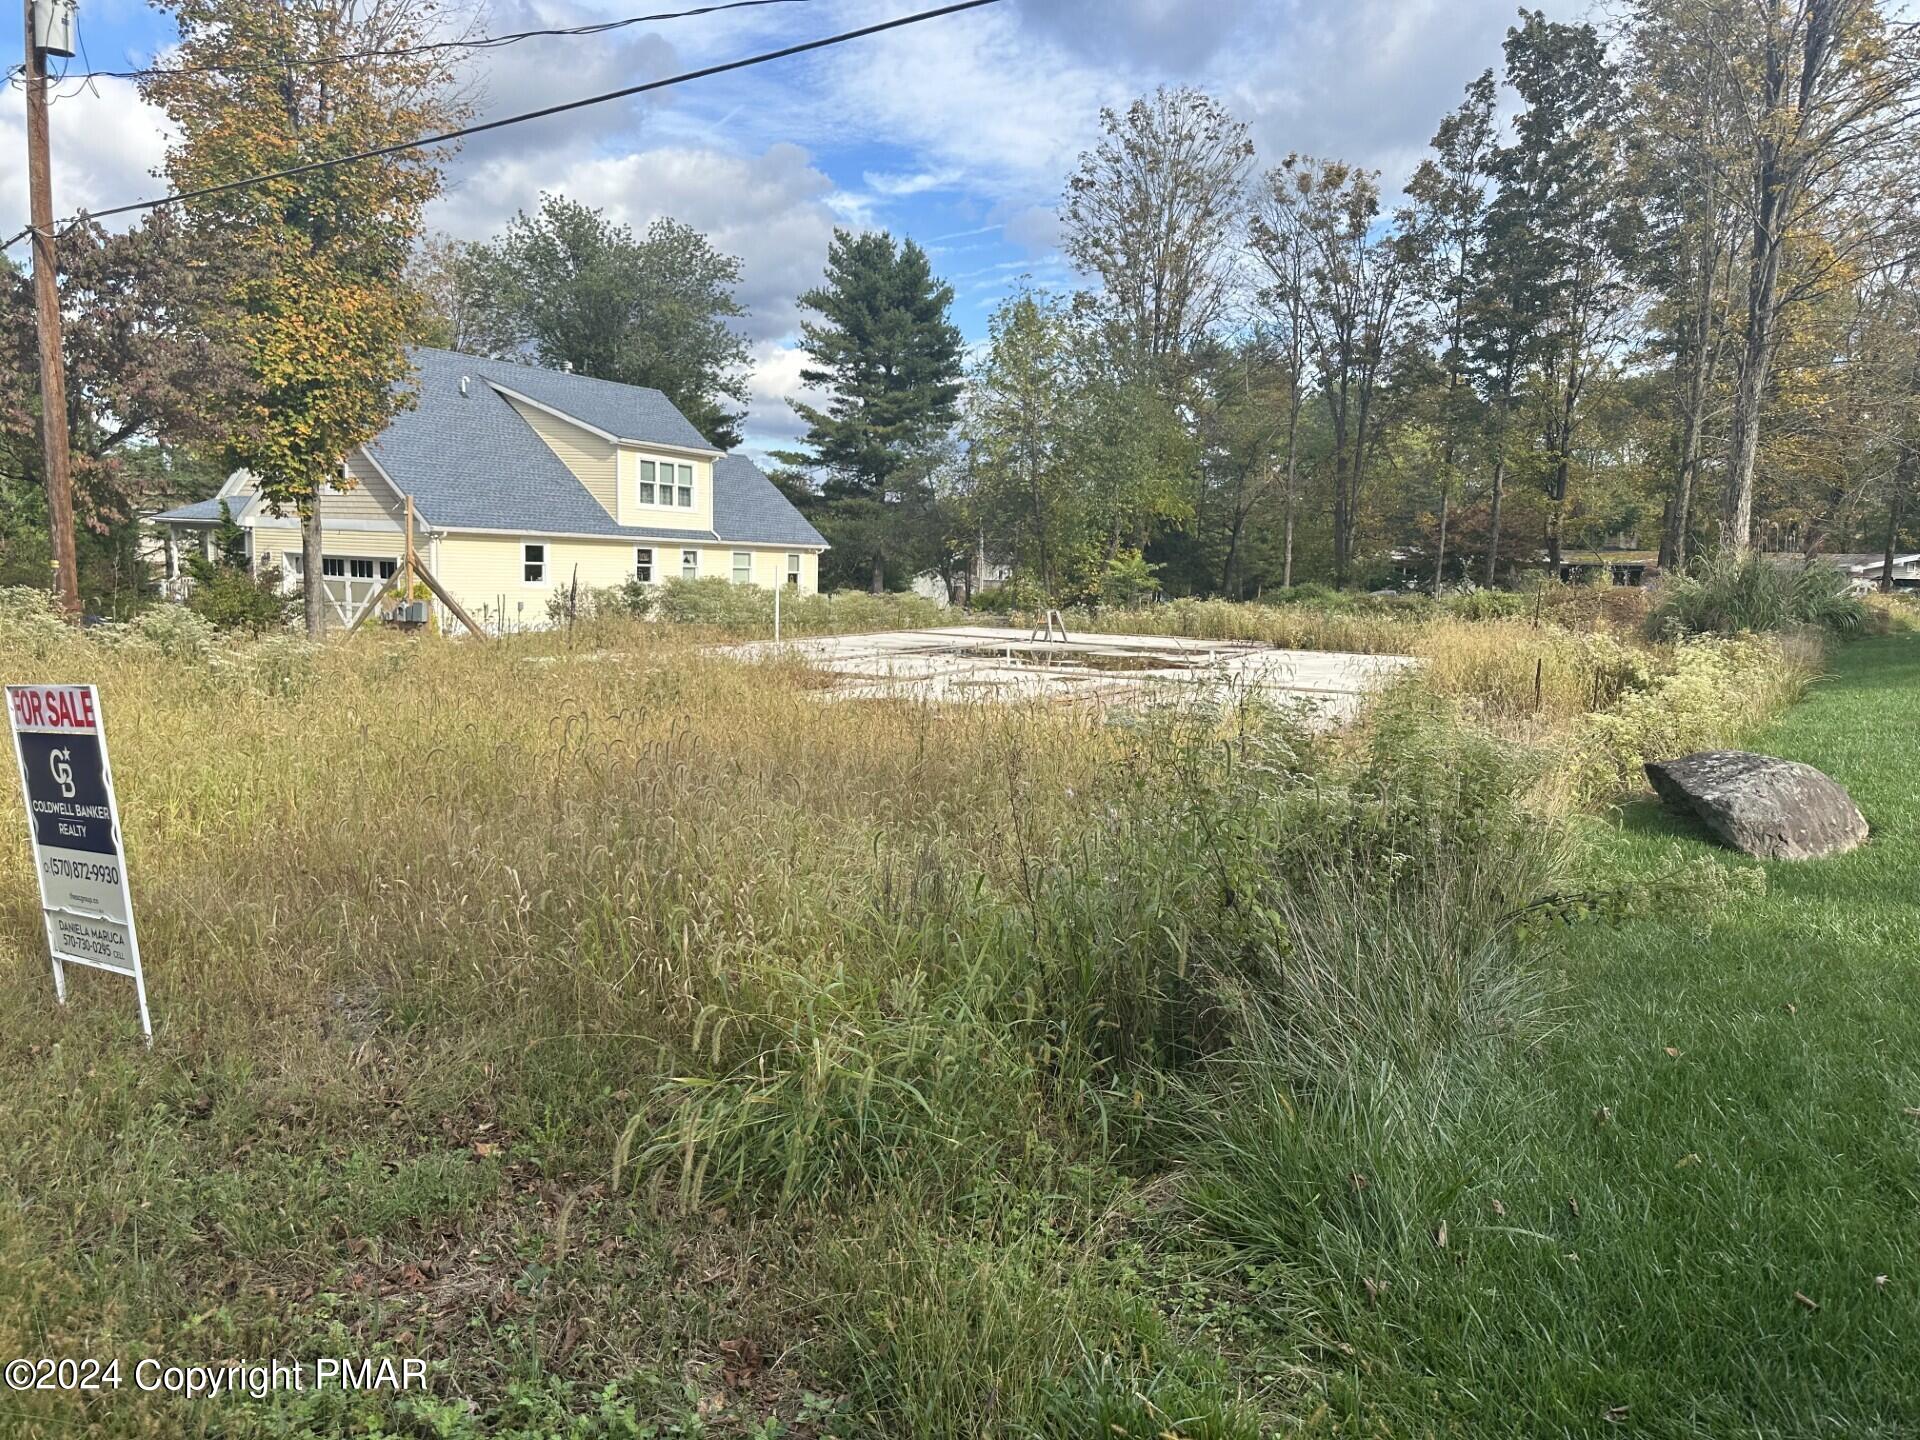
[403,494,416,601]
[23,0,78,618]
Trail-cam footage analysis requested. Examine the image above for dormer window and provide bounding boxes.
[638,458,695,509]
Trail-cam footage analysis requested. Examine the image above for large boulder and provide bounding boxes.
[1644,750,1867,860]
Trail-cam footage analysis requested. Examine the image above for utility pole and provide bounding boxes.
[22,0,80,617]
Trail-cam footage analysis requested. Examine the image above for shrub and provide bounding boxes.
[0,585,77,655]
[107,605,221,660]
[184,565,292,633]
[1651,550,1866,638]
[1562,632,1820,804]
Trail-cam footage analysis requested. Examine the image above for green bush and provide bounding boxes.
[0,585,78,655]
[184,565,293,633]
[1651,550,1866,638]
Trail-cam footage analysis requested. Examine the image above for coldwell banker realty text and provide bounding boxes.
[5,684,151,1040]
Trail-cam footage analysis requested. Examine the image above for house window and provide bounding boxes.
[681,549,699,580]
[786,553,801,587]
[321,557,346,578]
[639,460,656,506]
[677,464,693,508]
[348,558,375,580]
[732,551,751,584]
[523,542,545,583]
[635,547,653,583]
[378,559,398,580]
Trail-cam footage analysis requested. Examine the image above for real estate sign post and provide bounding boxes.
[5,684,152,1042]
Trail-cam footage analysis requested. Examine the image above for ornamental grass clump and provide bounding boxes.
[1651,550,1866,638]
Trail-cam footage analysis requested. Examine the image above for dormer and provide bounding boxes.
[617,445,715,532]
[489,381,720,530]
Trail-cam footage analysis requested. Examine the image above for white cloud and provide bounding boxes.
[429,138,843,345]
[0,79,174,235]
[740,338,818,454]
[860,166,964,198]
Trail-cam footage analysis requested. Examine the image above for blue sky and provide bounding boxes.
[0,0,1578,458]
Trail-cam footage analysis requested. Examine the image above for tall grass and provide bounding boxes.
[1651,550,1867,637]
[0,586,1827,1436]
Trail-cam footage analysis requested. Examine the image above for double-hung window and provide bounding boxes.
[786,553,802,587]
[635,547,653,583]
[639,459,697,508]
[732,551,752,584]
[681,549,699,580]
[523,542,546,583]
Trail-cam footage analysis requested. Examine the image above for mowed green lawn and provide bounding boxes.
[1305,632,1920,1435]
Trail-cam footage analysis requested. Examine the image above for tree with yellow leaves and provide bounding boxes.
[140,0,466,635]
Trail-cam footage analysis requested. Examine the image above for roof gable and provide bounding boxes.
[351,349,825,548]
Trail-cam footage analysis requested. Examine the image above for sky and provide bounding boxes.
[0,0,1580,460]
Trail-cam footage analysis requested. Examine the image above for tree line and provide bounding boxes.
[0,0,1915,620]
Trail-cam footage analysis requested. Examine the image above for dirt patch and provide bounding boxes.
[952,644,1207,672]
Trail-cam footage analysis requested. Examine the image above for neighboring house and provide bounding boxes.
[150,347,827,631]
[1827,552,1920,594]
[911,552,1014,607]
[1759,551,1920,595]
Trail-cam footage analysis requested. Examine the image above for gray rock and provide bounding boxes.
[1644,750,1867,860]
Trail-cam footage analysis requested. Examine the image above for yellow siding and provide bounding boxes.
[619,449,715,531]
[251,524,409,577]
[505,397,619,516]
[231,459,420,540]
[432,535,819,630]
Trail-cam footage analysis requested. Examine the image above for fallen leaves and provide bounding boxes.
[717,1336,764,1389]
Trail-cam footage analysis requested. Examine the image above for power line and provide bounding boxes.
[1,0,1000,251]
[8,0,814,88]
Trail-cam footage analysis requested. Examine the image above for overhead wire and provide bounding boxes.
[0,0,1001,252]
[8,0,814,87]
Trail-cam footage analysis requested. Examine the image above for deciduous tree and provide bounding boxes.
[142,0,465,636]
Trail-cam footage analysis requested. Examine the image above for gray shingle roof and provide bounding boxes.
[351,347,824,547]
[454,349,718,452]
[150,494,248,524]
[712,456,826,547]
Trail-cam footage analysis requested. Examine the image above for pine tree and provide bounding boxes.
[776,231,964,592]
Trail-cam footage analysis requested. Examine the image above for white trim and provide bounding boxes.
[432,522,823,549]
[486,382,722,457]
[350,445,437,531]
[248,517,404,535]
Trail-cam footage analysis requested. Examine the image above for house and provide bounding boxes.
[149,347,827,631]
[1825,552,1920,594]
[911,550,1014,607]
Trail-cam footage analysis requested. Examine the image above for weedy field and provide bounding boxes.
[0,587,1902,1439]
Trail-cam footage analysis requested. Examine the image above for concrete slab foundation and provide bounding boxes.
[720,626,1416,724]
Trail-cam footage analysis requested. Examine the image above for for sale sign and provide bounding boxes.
[6,684,151,1040]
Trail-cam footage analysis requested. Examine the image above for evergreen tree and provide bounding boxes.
[777,231,964,592]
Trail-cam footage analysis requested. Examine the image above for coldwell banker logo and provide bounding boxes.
[49,748,74,800]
